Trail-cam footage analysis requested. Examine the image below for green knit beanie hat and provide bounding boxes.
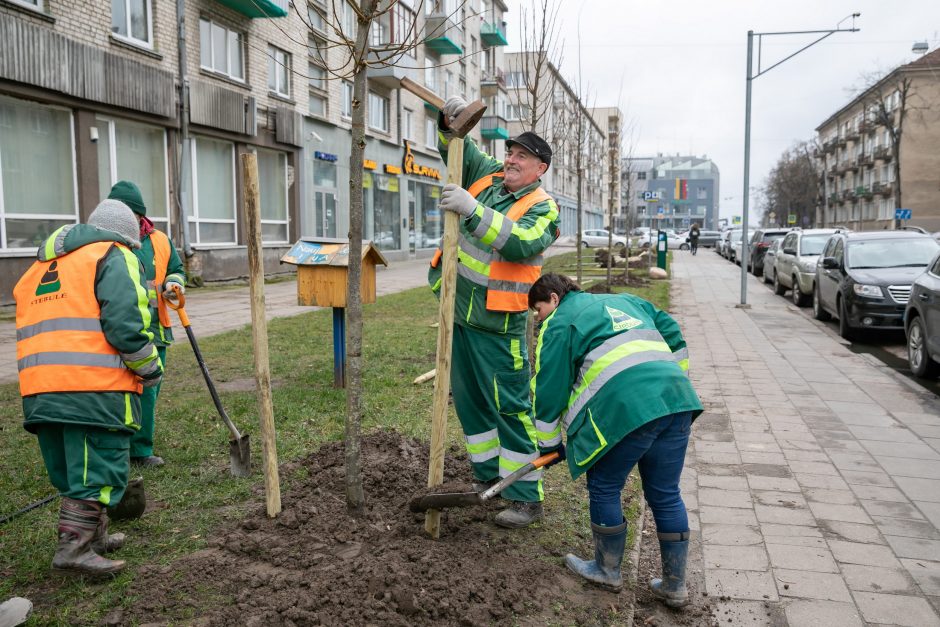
[107,180,147,216]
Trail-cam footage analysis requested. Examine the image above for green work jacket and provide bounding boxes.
[135,231,186,347]
[428,135,560,336]
[531,291,703,479]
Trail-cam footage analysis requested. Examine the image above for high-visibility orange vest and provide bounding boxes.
[148,229,173,328]
[434,172,553,313]
[14,242,142,396]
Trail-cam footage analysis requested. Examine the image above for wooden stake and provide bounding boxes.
[413,369,436,385]
[242,153,281,518]
[425,137,463,538]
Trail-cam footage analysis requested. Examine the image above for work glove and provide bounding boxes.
[163,280,185,300]
[439,184,479,218]
[540,442,566,468]
[442,96,468,128]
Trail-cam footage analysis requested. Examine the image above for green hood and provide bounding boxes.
[37,224,135,262]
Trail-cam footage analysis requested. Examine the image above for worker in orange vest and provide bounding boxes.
[429,96,562,529]
[107,181,186,467]
[15,199,163,577]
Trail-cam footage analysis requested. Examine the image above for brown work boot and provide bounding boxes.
[51,498,125,578]
[494,500,543,528]
[91,508,125,554]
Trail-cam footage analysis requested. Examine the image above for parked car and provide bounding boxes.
[690,230,722,248]
[719,230,736,259]
[772,228,843,306]
[762,239,783,284]
[730,230,755,264]
[581,229,627,248]
[748,228,791,275]
[812,230,940,340]
[905,251,940,378]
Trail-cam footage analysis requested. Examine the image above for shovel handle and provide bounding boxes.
[164,284,190,327]
[479,451,561,502]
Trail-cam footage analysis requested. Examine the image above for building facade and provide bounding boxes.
[814,48,940,233]
[623,155,720,231]
[590,106,623,233]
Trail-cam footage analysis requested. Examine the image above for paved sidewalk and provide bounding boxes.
[673,250,940,626]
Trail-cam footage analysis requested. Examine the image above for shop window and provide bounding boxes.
[188,136,236,245]
[368,92,389,132]
[0,96,78,250]
[112,0,152,47]
[367,173,401,251]
[268,46,291,98]
[199,18,244,81]
[341,82,353,118]
[96,117,170,233]
[256,148,289,243]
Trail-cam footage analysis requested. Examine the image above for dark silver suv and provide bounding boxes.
[772,228,843,306]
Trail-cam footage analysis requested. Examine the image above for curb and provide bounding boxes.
[624,483,648,626]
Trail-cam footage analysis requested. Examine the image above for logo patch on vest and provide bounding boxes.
[35,261,61,296]
[605,305,642,332]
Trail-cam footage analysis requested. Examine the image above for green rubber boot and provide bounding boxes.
[564,520,627,592]
[51,498,125,578]
[650,531,690,608]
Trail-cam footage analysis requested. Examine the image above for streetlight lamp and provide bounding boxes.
[739,15,860,306]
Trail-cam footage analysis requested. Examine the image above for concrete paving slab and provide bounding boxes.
[840,470,895,487]
[701,523,764,547]
[885,535,940,561]
[766,543,838,573]
[847,425,921,443]
[703,544,769,571]
[873,515,940,540]
[741,452,789,465]
[782,450,830,462]
[840,564,914,593]
[807,502,873,524]
[917,502,940,529]
[755,504,816,526]
[774,568,853,602]
[852,591,940,626]
[698,473,750,490]
[894,477,940,502]
[747,475,801,493]
[848,484,909,502]
[794,473,850,490]
[698,487,753,509]
[753,490,808,509]
[878,457,940,479]
[783,599,863,627]
[828,540,900,568]
[710,599,777,626]
[700,505,759,526]
[705,568,779,601]
[804,489,858,505]
[860,439,940,460]
[788,460,840,476]
[859,499,925,520]
[818,520,885,544]
[900,558,940,596]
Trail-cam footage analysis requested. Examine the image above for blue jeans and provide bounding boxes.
[586,411,692,531]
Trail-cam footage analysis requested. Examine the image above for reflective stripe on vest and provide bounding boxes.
[149,230,173,328]
[561,328,678,431]
[14,241,142,396]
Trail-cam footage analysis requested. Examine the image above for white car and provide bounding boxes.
[581,229,626,248]
[640,229,688,251]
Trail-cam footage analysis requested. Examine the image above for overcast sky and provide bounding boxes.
[503,0,940,222]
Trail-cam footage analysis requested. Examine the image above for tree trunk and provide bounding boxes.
[344,0,378,517]
[576,116,583,284]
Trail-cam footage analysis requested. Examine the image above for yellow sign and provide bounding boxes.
[385,164,402,175]
[362,172,372,189]
[402,141,442,181]
[430,186,441,198]
[388,177,399,192]
[363,159,377,170]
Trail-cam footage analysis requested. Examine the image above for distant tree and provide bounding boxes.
[509,0,564,138]
[761,141,819,228]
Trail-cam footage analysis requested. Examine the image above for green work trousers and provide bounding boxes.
[451,324,543,502]
[130,346,166,458]
[36,424,130,506]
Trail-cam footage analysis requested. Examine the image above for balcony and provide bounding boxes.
[873,181,893,196]
[857,186,873,200]
[874,146,892,162]
[847,128,860,141]
[842,189,856,201]
[844,160,859,173]
[424,13,463,55]
[827,163,838,176]
[480,115,509,140]
[823,139,837,154]
[836,136,847,147]
[829,192,840,204]
[859,120,873,134]
[366,51,414,89]
[480,21,508,47]
[213,0,287,18]
[480,68,506,97]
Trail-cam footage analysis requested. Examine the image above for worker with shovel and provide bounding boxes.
[107,180,186,467]
[14,199,163,577]
[527,273,702,605]
[430,96,561,528]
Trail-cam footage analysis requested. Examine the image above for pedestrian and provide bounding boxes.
[14,199,164,578]
[688,223,701,256]
[429,96,562,528]
[527,273,702,604]
[107,181,186,467]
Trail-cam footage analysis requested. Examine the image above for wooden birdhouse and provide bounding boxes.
[280,238,388,307]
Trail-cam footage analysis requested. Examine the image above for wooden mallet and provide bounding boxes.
[399,77,487,139]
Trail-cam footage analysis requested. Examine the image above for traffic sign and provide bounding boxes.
[769,211,776,220]
[732,216,742,225]
[787,214,797,225]
[895,208,912,220]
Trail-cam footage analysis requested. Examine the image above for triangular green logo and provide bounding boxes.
[35,261,61,296]
[605,305,643,332]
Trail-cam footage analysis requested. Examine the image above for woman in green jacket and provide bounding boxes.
[529,273,702,606]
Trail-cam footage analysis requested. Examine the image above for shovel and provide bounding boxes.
[408,451,560,513]
[165,286,251,477]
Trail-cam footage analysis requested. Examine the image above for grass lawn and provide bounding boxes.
[544,250,672,310]
[0,274,668,624]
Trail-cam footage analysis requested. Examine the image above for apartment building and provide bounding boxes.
[590,106,623,232]
[815,48,940,232]
[624,155,720,231]
[503,51,607,237]
[621,156,654,233]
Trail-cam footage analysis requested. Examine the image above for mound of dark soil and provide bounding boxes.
[119,431,574,626]
[587,274,650,293]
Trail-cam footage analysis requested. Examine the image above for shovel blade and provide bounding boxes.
[229,434,251,477]
[408,491,482,513]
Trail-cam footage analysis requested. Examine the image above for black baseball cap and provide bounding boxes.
[506,131,552,166]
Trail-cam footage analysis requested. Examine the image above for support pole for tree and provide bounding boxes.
[425,138,464,539]
[242,152,281,518]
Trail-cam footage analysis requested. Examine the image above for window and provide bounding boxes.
[426,118,437,148]
[0,96,78,250]
[471,36,478,62]
[341,1,357,37]
[96,117,170,233]
[505,71,526,88]
[637,172,646,180]
[341,82,353,118]
[368,91,389,132]
[112,0,152,47]
[188,136,236,245]
[255,148,289,243]
[403,108,414,140]
[459,78,467,99]
[10,0,43,12]
[309,94,327,116]
[391,3,416,49]
[268,46,291,97]
[424,59,437,92]
[505,103,529,120]
[307,62,325,90]
[199,18,244,81]
[308,34,327,66]
[444,71,453,98]
[371,18,389,46]
[307,3,326,32]
[697,187,707,199]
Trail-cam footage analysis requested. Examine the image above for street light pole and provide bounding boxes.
[739,15,860,306]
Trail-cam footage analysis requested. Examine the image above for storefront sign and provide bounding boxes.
[384,164,402,175]
[402,141,442,181]
[315,151,338,162]
[363,159,377,170]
